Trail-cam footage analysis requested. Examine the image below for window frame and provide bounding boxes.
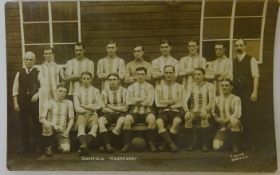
[200,0,268,64]
[19,0,81,66]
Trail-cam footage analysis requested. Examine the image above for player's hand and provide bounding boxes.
[14,103,20,112]
[44,121,52,128]
[250,92,258,102]
[31,94,39,103]
[62,130,69,138]
[168,99,176,105]
[53,125,60,131]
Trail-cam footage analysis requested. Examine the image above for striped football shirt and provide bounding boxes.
[40,99,74,130]
[214,94,241,120]
[65,58,94,95]
[126,81,154,114]
[184,81,215,112]
[101,86,127,113]
[179,55,206,90]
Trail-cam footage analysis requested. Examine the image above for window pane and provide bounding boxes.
[202,40,230,61]
[24,23,50,43]
[53,44,75,64]
[25,45,49,64]
[53,23,78,43]
[232,40,260,61]
[204,1,232,17]
[51,2,77,21]
[233,18,262,38]
[203,19,230,39]
[235,1,263,16]
[22,2,48,21]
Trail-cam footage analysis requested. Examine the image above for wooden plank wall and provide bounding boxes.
[80,1,201,88]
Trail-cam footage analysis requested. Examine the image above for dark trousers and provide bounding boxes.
[234,86,257,148]
[18,99,41,151]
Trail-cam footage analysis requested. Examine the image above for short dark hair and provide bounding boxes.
[164,65,175,72]
[194,67,205,75]
[81,71,93,79]
[107,40,117,47]
[75,42,85,49]
[220,78,233,86]
[57,82,69,93]
[215,42,227,49]
[160,39,171,46]
[43,46,54,53]
[133,44,144,51]
[187,38,199,45]
[136,67,147,74]
[235,39,247,46]
[107,73,119,80]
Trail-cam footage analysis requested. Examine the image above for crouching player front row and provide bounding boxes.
[212,78,242,154]
[39,83,74,156]
[183,68,215,152]
[73,71,101,156]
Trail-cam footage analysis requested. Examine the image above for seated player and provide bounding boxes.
[74,71,101,156]
[98,73,128,153]
[183,68,215,152]
[39,83,74,156]
[155,65,185,153]
[122,67,157,152]
[212,79,242,154]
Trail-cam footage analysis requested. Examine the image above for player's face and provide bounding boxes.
[75,45,85,59]
[24,56,35,69]
[136,70,146,83]
[164,66,175,81]
[133,46,144,60]
[235,40,246,55]
[44,49,54,62]
[106,43,117,57]
[57,87,67,101]
[188,41,199,55]
[193,70,204,83]
[81,74,92,87]
[108,76,120,89]
[221,81,232,95]
[160,43,171,56]
[215,45,225,58]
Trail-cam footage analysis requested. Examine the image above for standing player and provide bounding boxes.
[39,84,74,156]
[206,42,232,95]
[151,40,179,84]
[65,42,94,98]
[233,39,259,151]
[12,51,41,153]
[122,67,157,152]
[183,68,215,152]
[97,40,126,89]
[212,79,242,153]
[74,71,101,156]
[124,45,152,85]
[38,46,63,115]
[155,65,185,153]
[98,73,128,153]
[179,39,206,90]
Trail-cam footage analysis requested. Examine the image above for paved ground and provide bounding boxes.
[7,149,277,172]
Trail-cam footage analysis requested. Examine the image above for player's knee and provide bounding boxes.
[98,117,106,126]
[146,113,156,123]
[156,118,164,127]
[213,140,222,151]
[117,116,125,124]
[230,118,239,127]
[173,117,182,126]
[184,112,192,121]
[60,143,70,153]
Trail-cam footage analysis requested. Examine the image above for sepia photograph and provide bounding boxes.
[4,0,279,172]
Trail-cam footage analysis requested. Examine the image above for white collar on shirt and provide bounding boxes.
[25,67,34,74]
[237,52,246,62]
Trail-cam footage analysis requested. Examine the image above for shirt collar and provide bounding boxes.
[25,67,34,74]
[237,52,246,62]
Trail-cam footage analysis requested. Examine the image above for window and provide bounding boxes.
[19,1,81,65]
[201,0,268,63]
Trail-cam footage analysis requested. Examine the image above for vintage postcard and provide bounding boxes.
[4,0,279,173]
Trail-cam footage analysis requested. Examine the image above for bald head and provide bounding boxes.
[23,51,36,69]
